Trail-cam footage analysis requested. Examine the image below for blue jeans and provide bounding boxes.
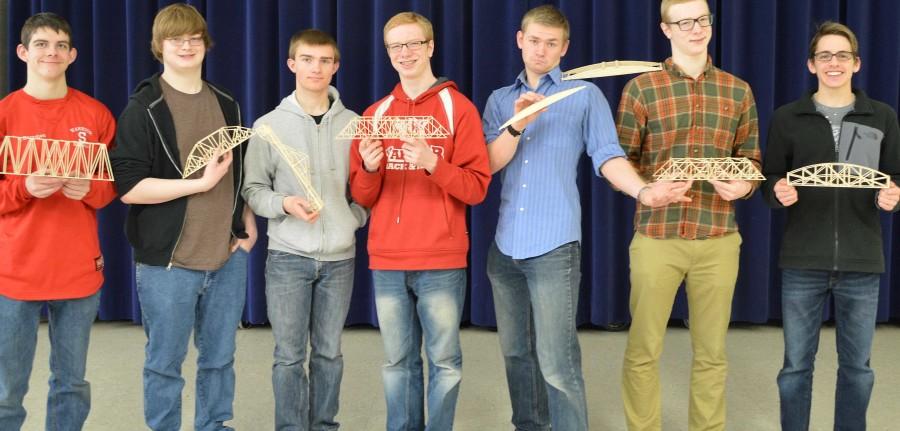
[136,250,248,431]
[0,292,100,431]
[486,241,587,431]
[778,269,879,431]
[373,269,466,431]
[265,251,354,431]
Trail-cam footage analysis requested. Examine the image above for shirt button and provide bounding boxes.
[519,207,525,211]
[526,137,531,141]
[522,184,527,188]
[693,148,700,153]
[524,160,529,164]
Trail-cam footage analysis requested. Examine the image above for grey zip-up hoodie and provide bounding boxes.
[242,86,367,261]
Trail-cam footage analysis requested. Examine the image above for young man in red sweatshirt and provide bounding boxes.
[0,12,116,430]
[349,11,491,431]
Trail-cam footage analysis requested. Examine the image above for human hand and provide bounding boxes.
[358,138,384,173]
[283,195,320,223]
[708,179,752,201]
[773,178,798,207]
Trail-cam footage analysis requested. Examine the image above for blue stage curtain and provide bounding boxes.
[6,0,899,326]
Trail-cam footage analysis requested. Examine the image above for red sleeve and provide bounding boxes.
[427,93,491,205]
[0,101,35,215]
[81,106,118,209]
[0,175,34,216]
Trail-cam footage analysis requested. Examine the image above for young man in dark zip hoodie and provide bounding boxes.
[349,11,491,431]
[109,4,256,430]
[762,22,900,431]
[242,29,367,430]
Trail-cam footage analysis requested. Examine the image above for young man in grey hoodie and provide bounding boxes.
[242,29,366,430]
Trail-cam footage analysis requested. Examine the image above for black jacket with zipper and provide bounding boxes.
[762,89,900,273]
[110,73,248,266]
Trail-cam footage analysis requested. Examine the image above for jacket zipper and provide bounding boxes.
[830,111,850,271]
[145,103,188,270]
[316,121,325,258]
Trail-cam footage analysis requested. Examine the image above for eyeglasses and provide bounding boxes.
[666,14,714,31]
[812,51,856,63]
[165,36,204,47]
[385,40,429,54]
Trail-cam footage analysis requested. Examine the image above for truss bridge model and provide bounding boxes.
[0,135,114,181]
[254,125,324,212]
[562,60,663,80]
[653,157,764,181]
[182,126,255,178]
[787,162,889,189]
[336,116,450,139]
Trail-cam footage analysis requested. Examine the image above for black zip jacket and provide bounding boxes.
[762,89,900,273]
[110,73,248,266]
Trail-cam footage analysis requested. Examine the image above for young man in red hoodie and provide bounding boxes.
[349,11,491,431]
[0,13,116,430]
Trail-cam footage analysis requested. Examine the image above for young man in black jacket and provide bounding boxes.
[762,21,900,431]
[109,4,256,430]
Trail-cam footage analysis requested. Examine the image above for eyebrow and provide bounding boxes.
[527,35,560,43]
[31,39,70,45]
[299,54,334,60]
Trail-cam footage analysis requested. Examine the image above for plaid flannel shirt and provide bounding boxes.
[617,57,761,239]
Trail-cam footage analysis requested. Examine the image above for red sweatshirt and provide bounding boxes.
[0,89,117,300]
[350,80,491,270]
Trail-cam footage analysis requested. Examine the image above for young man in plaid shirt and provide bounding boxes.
[616,0,760,430]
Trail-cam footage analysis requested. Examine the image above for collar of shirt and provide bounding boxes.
[514,66,563,91]
[662,56,715,80]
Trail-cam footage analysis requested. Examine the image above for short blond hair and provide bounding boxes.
[383,12,434,44]
[151,3,213,62]
[660,0,709,22]
[521,5,570,40]
[288,29,340,62]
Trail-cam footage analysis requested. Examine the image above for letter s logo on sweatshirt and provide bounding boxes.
[69,126,95,142]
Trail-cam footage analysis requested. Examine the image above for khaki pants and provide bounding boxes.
[622,232,741,431]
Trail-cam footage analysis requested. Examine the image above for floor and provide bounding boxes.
[19,323,900,430]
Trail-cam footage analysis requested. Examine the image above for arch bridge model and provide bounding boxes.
[787,162,889,189]
[653,157,764,181]
[182,126,256,178]
[336,116,449,140]
[562,60,662,80]
[0,135,114,181]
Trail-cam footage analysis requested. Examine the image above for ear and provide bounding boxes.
[16,44,28,62]
[560,39,570,57]
[426,39,435,58]
[660,22,673,40]
[852,56,861,73]
[331,60,340,76]
[68,47,78,64]
[516,31,525,50]
[287,58,297,74]
[807,58,816,74]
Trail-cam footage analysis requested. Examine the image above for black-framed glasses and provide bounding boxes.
[812,51,857,62]
[667,14,714,31]
[385,40,429,54]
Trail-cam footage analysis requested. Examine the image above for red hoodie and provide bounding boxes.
[0,89,117,300]
[350,80,491,270]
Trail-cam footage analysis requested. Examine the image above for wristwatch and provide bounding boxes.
[506,124,524,137]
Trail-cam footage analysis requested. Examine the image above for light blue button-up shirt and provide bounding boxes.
[482,66,624,259]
